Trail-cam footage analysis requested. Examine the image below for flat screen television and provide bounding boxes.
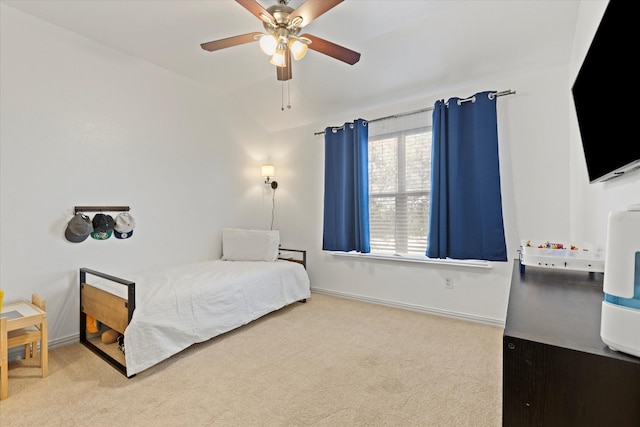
[571,0,640,183]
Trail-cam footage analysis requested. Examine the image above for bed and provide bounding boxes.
[78,229,310,377]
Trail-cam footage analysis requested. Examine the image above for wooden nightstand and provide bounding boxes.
[0,295,48,400]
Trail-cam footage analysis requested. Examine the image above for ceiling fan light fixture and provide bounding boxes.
[289,38,308,60]
[201,0,361,85]
[259,34,278,55]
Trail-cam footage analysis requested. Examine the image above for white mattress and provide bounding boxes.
[88,259,310,376]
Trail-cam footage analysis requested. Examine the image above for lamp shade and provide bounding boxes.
[261,164,275,178]
[270,49,286,67]
[259,34,277,55]
[290,39,308,60]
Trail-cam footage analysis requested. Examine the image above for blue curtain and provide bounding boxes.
[322,119,370,253]
[427,91,507,261]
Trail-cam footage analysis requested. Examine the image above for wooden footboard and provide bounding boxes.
[278,249,308,302]
[278,248,306,269]
[79,268,135,378]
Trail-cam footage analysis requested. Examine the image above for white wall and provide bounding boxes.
[0,5,274,345]
[269,66,574,326]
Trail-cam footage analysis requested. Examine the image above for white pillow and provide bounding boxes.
[221,228,280,261]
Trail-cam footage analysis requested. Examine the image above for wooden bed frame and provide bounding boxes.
[79,249,306,377]
[79,268,136,377]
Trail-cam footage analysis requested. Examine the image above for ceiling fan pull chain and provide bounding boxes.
[281,81,285,111]
[287,81,291,110]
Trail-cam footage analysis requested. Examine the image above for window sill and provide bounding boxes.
[328,251,492,269]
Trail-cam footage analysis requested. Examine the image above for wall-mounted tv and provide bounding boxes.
[571,0,640,183]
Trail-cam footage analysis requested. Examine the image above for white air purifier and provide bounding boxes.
[600,204,640,358]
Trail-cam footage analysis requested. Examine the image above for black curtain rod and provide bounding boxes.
[314,89,516,136]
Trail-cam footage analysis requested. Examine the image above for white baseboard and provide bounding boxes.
[310,286,505,328]
[51,333,80,349]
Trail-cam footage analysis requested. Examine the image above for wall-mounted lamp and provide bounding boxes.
[261,164,278,189]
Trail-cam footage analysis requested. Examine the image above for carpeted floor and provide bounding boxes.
[0,292,503,426]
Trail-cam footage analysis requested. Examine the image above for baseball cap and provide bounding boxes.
[114,212,135,239]
[91,213,115,240]
[65,213,94,243]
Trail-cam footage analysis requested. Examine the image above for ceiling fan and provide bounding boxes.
[200,0,361,82]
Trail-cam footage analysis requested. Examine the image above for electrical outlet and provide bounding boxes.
[445,278,453,289]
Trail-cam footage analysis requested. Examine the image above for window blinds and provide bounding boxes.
[368,111,432,255]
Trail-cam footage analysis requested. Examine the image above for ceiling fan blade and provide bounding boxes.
[236,0,274,24]
[277,49,292,81]
[200,32,262,52]
[290,0,343,28]
[301,34,361,65]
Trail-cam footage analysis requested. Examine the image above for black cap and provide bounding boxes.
[91,214,115,240]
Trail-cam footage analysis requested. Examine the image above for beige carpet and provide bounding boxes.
[0,292,503,426]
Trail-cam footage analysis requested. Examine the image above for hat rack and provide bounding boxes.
[74,206,130,214]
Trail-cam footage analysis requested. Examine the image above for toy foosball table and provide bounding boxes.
[518,240,605,273]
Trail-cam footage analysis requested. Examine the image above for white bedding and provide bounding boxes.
[89,259,310,376]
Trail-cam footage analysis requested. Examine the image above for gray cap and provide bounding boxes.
[65,213,93,243]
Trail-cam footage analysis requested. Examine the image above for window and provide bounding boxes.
[368,112,432,255]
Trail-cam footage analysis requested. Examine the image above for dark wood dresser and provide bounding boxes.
[503,260,640,426]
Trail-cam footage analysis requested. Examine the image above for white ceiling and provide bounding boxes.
[1,0,580,133]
